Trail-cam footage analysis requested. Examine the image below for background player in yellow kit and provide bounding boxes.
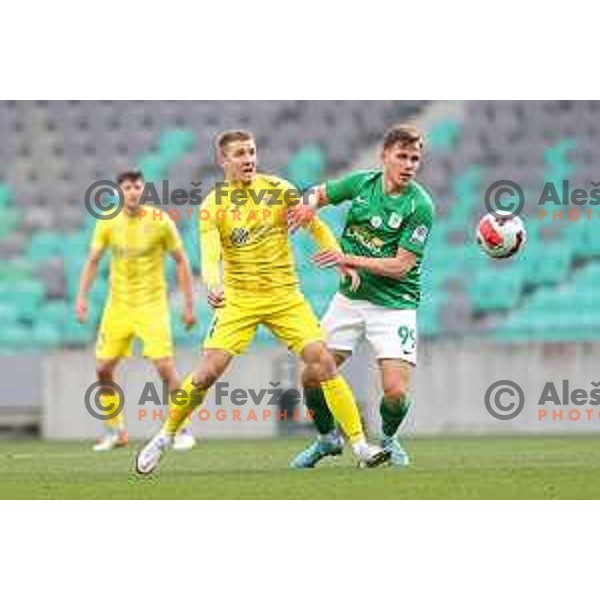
[76,170,197,451]
[136,131,390,473]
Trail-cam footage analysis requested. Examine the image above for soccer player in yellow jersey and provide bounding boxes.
[136,131,390,474]
[76,169,197,451]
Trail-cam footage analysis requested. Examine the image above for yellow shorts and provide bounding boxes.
[96,303,173,360]
[203,290,324,356]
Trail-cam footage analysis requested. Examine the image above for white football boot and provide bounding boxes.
[352,440,391,468]
[173,426,197,451]
[92,429,128,452]
[135,431,172,475]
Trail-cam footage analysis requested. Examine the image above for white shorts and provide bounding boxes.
[321,293,418,365]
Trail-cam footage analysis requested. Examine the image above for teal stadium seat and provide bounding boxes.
[63,315,96,346]
[496,281,600,343]
[36,300,70,328]
[0,183,14,208]
[0,279,45,320]
[468,269,523,313]
[572,263,600,287]
[287,145,326,191]
[0,258,36,281]
[427,119,461,152]
[0,324,31,351]
[522,243,572,286]
[31,322,63,348]
[0,303,20,325]
[61,232,90,259]
[566,220,600,258]
[137,153,170,183]
[0,208,21,239]
[419,290,446,337]
[158,129,196,162]
[27,231,64,262]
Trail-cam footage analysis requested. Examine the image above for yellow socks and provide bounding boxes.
[161,374,363,444]
[99,388,124,431]
[163,374,207,436]
[320,375,364,444]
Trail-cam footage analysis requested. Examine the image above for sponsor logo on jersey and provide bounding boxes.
[388,212,402,229]
[230,228,250,246]
[347,225,383,254]
[355,196,368,205]
[410,225,429,244]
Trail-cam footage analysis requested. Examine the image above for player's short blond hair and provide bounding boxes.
[382,124,424,150]
[216,130,255,154]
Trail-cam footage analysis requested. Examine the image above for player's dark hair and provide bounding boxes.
[382,124,424,150]
[217,130,254,153]
[116,169,144,184]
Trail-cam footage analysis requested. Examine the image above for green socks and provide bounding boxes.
[380,395,411,437]
[304,386,335,435]
[305,389,412,438]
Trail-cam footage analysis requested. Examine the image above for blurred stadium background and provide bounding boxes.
[1,100,599,443]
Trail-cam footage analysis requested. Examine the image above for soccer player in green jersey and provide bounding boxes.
[289,124,435,468]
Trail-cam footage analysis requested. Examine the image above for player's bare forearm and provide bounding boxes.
[287,186,328,231]
[313,248,417,280]
[75,249,102,322]
[175,255,194,308]
[343,255,414,279]
[172,250,196,328]
[76,251,101,301]
[200,223,222,292]
[313,185,329,208]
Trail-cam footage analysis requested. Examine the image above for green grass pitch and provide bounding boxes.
[1,436,600,499]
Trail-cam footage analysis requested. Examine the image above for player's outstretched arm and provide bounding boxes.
[313,198,432,280]
[314,246,417,280]
[76,219,110,323]
[288,172,369,231]
[286,186,327,232]
[306,217,361,292]
[75,247,103,323]
[171,249,196,329]
[163,214,196,328]
[199,196,224,308]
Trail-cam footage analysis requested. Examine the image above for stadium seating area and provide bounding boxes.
[1,100,599,353]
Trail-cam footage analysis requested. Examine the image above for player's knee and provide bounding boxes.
[193,365,220,389]
[314,350,337,381]
[156,363,175,383]
[382,381,408,403]
[301,367,321,389]
[96,363,114,381]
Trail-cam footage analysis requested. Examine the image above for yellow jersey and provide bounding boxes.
[91,208,183,309]
[199,173,338,303]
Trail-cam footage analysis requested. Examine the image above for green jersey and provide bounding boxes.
[325,170,435,309]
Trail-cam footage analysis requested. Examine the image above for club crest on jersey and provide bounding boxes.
[370,215,383,229]
[230,228,250,247]
[388,212,402,229]
[410,225,429,244]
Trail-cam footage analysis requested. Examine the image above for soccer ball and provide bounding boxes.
[477,213,526,259]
